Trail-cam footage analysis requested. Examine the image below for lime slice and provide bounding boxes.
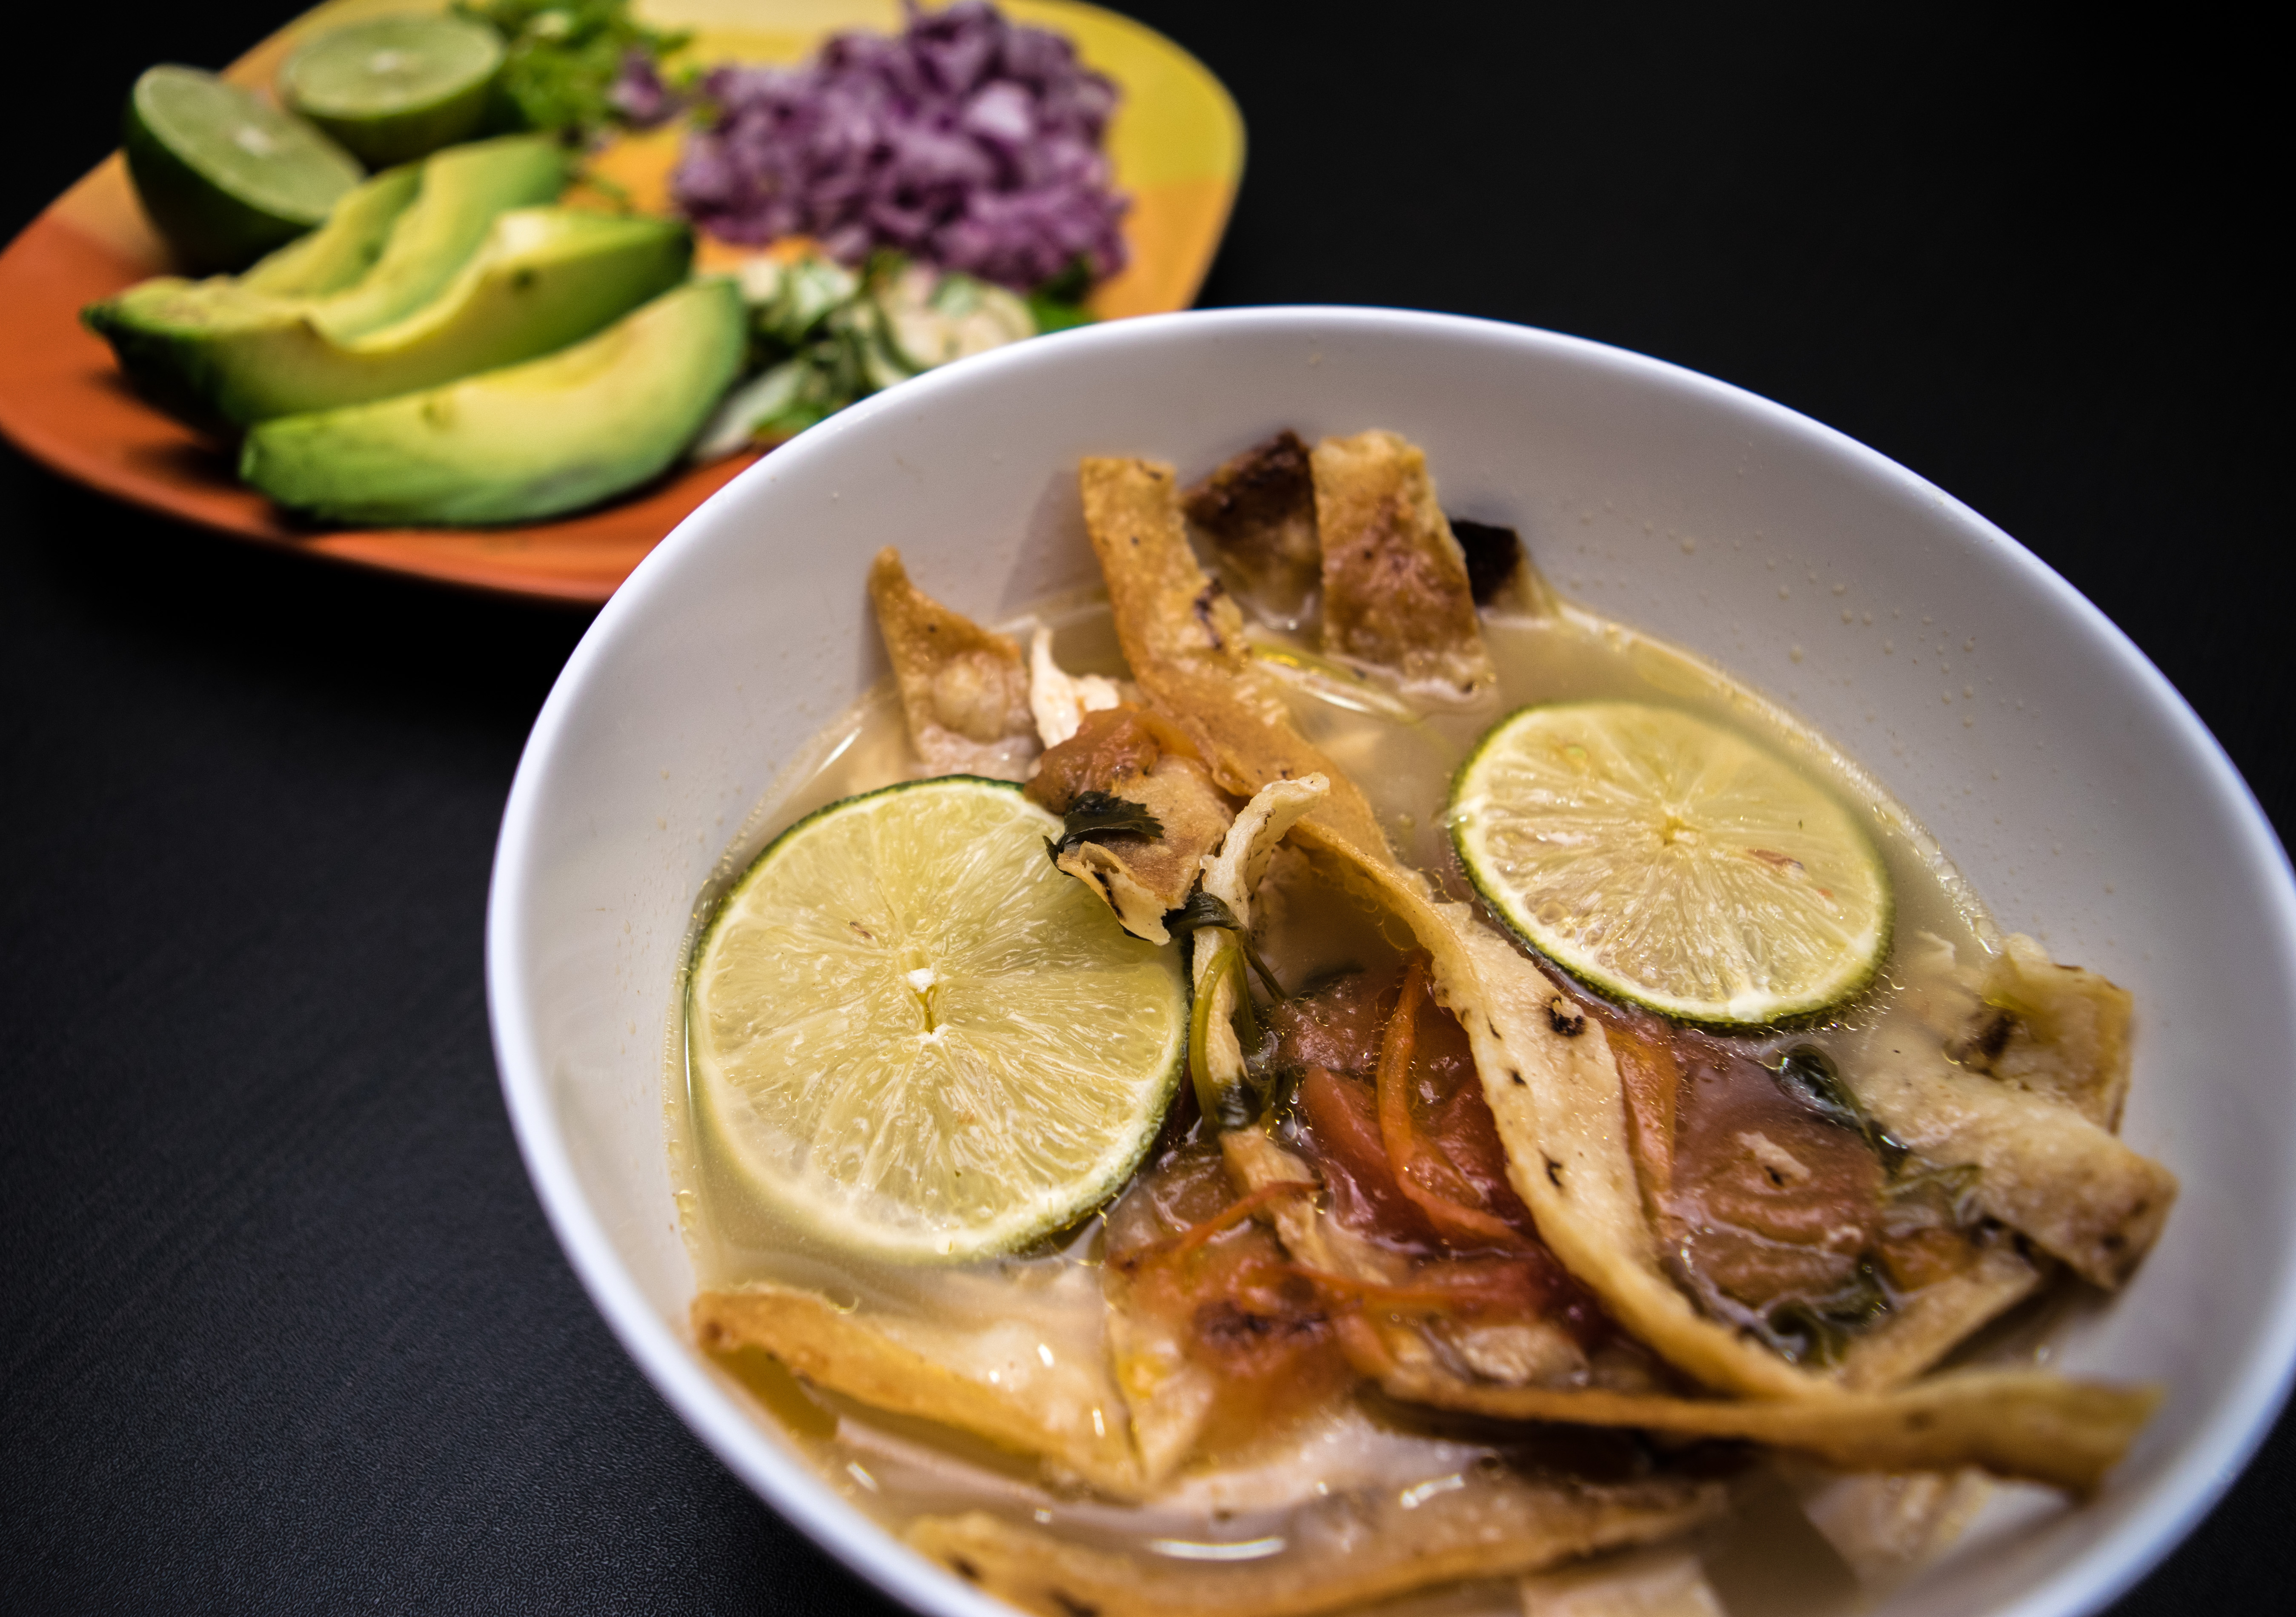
[688,777,1190,1262]
[1450,702,1891,1025]
[281,15,505,167]
[125,66,364,272]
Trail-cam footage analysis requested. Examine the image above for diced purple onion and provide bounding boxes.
[608,51,679,130]
[671,0,1128,290]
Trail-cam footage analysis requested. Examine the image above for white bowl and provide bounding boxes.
[487,307,2296,1617]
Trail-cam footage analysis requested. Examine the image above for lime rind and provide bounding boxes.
[125,66,364,271]
[688,777,1189,1263]
[1449,701,1892,1028]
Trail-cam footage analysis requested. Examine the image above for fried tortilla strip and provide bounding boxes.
[868,548,1039,780]
[1443,898,2116,1396]
[1375,1359,2156,1497]
[1845,1053,2176,1290]
[1293,843,1811,1399]
[910,1471,1726,1617]
[1789,1465,1993,1588]
[1311,429,1497,702]
[1079,456,1393,865]
[1228,1113,2149,1494]
[1519,1545,1726,1617]
[1294,842,2163,1419]
[1101,1272,1215,1485]
[1182,429,1323,631]
[1949,934,2136,1130]
[1029,705,1236,944]
[1832,1241,2043,1391]
[693,1287,1141,1497]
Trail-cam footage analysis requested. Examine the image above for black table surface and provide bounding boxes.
[3,4,2285,1612]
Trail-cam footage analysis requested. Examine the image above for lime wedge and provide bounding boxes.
[280,15,505,167]
[125,66,364,272]
[1450,702,1890,1026]
[688,777,1190,1262]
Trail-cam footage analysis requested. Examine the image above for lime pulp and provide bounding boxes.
[281,15,505,166]
[125,66,363,272]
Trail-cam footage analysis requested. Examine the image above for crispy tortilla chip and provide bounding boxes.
[1374,1359,2156,1497]
[910,1470,1726,1617]
[693,1287,1141,1496]
[1788,1465,1993,1588]
[1311,430,1497,702]
[1265,843,2165,1459]
[1227,1115,2149,1494]
[1102,1272,1218,1486]
[1520,1545,1726,1617]
[1182,430,1323,631]
[1079,457,1394,866]
[868,548,1039,780]
[1833,1241,2043,1391]
[1846,1053,2176,1290]
[1281,842,1811,1399]
[1232,1143,2147,1496]
[1049,756,1235,945]
[1950,934,2136,1130]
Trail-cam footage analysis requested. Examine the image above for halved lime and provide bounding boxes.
[124,66,364,272]
[281,15,505,167]
[1450,702,1891,1026]
[688,778,1190,1262]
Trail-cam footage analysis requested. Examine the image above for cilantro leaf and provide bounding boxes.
[1163,890,1240,935]
[1044,791,1163,863]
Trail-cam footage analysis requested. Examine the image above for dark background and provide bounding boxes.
[2,3,2283,1611]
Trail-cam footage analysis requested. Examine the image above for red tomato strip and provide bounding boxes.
[1375,959,1531,1251]
[1114,1179,1320,1272]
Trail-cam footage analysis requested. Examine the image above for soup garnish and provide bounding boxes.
[675,428,2175,1616]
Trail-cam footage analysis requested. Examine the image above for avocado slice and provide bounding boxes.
[96,207,695,427]
[307,132,567,340]
[241,278,746,525]
[86,133,570,426]
[238,165,423,298]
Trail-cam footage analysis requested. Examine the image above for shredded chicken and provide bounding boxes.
[1028,624,1123,748]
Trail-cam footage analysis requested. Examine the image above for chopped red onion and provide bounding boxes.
[672,0,1128,291]
[608,50,679,130]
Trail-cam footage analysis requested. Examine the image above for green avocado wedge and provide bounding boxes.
[295,132,567,340]
[240,278,747,526]
[238,165,423,298]
[89,207,693,427]
[86,133,571,428]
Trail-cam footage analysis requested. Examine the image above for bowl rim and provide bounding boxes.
[486,303,2296,1617]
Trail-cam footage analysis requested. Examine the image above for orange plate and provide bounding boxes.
[0,0,1242,603]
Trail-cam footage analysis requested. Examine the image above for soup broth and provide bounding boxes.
[668,582,2042,1611]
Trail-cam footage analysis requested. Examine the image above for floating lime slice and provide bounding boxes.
[1450,701,1891,1026]
[280,15,506,167]
[124,66,364,272]
[687,777,1190,1262]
